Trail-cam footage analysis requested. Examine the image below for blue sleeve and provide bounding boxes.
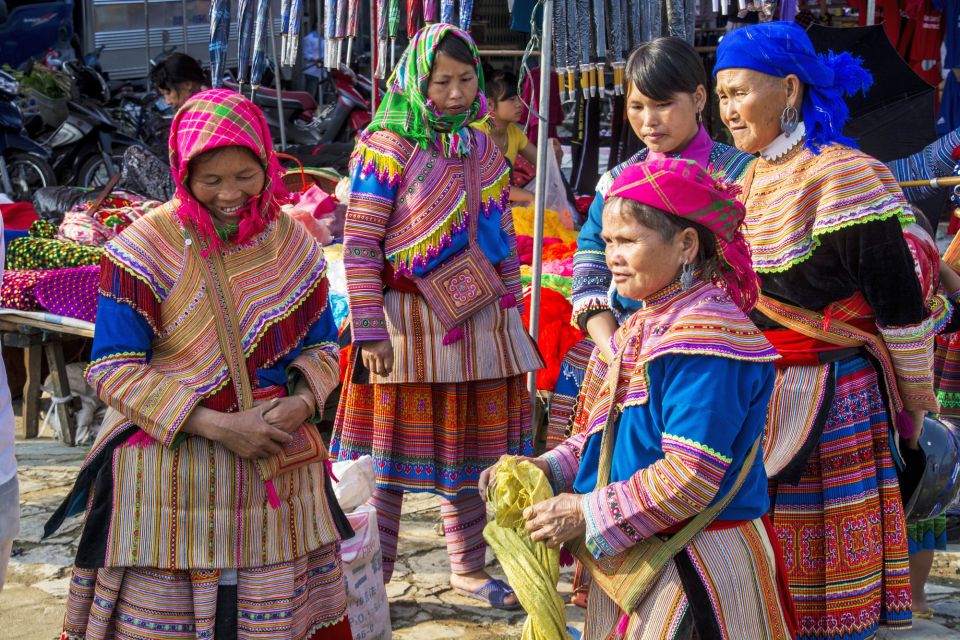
[258,300,340,388]
[90,295,155,362]
[886,127,960,202]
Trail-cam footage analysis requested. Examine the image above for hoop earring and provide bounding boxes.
[780,105,799,137]
[680,262,695,291]
[696,110,703,124]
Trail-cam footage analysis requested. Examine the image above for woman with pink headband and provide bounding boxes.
[481,158,796,639]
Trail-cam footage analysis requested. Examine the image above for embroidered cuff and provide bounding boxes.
[572,296,613,330]
[581,484,644,558]
[880,318,938,412]
[929,294,954,335]
[540,443,580,494]
[288,345,340,421]
[352,316,390,342]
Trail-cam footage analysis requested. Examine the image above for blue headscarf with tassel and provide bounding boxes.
[714,21,873,153]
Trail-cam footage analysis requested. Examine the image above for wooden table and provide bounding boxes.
[0,309,94,446]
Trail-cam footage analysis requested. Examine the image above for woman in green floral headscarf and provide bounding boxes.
[331,24,542,609]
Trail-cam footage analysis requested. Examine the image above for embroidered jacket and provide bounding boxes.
[571,136,754,327]
[747,143,937,413]
[82,204,342,569]
[541,281,778,558]
[344,128,542,384]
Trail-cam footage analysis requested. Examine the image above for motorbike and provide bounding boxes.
[25,58,142,188]
[0,71,55,201]
[231,63,371,147]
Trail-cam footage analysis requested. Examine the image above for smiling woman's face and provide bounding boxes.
[427,51,478,117]
[715,68,793,154]
[187,146,265,226]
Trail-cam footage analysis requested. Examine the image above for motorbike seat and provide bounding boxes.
[252,86,317,112]
[223,81,316,119]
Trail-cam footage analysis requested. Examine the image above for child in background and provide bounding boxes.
[480,71,542,204]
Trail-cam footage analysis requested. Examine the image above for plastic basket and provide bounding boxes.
[24,87,68,128]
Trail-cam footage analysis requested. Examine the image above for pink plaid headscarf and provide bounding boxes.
[608,158,760,312]
[168,88,289,253]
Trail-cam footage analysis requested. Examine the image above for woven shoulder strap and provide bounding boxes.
[184,224,255,411]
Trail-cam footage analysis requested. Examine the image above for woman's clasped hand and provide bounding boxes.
[212,396,313,460]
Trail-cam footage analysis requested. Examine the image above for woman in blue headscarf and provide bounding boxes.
[714,21,937,640]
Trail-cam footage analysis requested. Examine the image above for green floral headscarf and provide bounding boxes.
[366,23,488,157]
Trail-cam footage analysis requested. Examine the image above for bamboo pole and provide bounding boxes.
[900,176,960,188]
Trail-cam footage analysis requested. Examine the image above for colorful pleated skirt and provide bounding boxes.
[584,518,795,640]
[770,355,911,640]
[330,370,533,499]
[935,332,960,418]
[61,540,351,640]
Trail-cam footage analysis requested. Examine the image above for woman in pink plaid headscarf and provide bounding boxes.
[48,89,355,639]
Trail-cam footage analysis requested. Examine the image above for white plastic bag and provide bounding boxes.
[331,455,376,513]
[539,141,578,230]
[341,504,391,640]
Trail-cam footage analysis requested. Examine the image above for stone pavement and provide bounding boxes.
[4,438,960,639]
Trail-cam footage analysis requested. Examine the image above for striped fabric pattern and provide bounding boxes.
[375,287,541,384]
[935,332,960,417]
[345,129,514,343]
[880,319,939,412]
[332,374,532,498]
[89,208,332,448]
[82,207,342,570]
[771,356,911,639]
[546,339,595,449]
[762,364,832,477]
[62,541,350,640]
[745,144,913,273]
[585,519,792,639]
[571,142,754,327]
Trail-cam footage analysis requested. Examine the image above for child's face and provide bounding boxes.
[493,94,523,123]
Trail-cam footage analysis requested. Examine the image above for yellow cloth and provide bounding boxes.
[473,121,529,165]
[483,456,569,640]
[512,206,579,243]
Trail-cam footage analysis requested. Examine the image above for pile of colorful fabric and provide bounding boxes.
[1,189,162,323]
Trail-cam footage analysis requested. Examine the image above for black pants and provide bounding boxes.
[214,584,238,639]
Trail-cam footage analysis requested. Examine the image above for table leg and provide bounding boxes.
[44,340,77,447]
[20,341,41,439]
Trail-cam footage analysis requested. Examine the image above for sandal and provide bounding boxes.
[914,608,935,620]
[454,578,521,610]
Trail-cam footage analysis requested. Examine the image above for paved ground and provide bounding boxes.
[4,437,960,639]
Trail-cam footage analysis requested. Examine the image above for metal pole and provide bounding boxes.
[370,0,378,113]
[144,0,151,75]
[865,0,876,24]
[182,0,189,54]
[526,0,553,408]
[269,5,288,149]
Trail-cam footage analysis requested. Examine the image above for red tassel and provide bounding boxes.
[265,480,281,509]
[324,458,339,482]
[896,410,915,438]
[500,294,516,309]
[100,259,162,332]
[248,279,330,372]
[442,326,465,345]
[559,546,574,567]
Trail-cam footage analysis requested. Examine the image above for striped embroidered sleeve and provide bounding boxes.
[572,192,612,328]
[539,350,607,492]
[580,356,752,558]
[540,431,587,494]
[288,298,341,419]
[499,201,524,312]
[880,318,939,412]
[86,295,204,447]
[344,146,398,343]
[887,126,960,202]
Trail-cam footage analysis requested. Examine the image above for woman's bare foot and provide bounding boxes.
[450,570,519,608]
